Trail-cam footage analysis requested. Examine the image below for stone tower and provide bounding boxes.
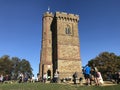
[39,11,83,79]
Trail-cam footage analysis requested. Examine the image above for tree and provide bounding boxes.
[11,57,21,79]
[88,52,120,80]
[0,55,33,80]
[0,55,13,75]
[19,59,33,76]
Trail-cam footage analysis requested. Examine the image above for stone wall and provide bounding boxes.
[39,11,83,79]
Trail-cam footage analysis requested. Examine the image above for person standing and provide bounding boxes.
[84,64,91,86]
[54,70,59,83]
[43,73,47,83]
[73,72,78,84]
[117,71,120,84]
[0,74,4,83]
[31,75,35,83]
[18,73,23,83]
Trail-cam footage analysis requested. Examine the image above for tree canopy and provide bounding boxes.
[88,52,120,80]
[0,55,33,80]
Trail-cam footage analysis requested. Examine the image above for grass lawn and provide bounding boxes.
[0,83,120,90]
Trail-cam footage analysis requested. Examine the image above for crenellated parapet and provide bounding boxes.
[43,11,79,22]
[55,12,79,22]
[43,11,54,18]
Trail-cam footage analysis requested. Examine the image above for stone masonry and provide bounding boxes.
[39,11,83,80]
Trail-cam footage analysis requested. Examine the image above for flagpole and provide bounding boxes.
[48,6,50,12]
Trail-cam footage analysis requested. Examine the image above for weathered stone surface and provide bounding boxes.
[58,45,80,59]
[39,11,83,80]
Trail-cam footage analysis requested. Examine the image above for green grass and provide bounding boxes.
[0,83,120,90]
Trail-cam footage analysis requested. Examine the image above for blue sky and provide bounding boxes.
[0,0,120,77]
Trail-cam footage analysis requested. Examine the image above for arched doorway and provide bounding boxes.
[47,70,51,81]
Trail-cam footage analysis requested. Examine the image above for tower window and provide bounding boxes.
[65,27,71,34]
[65,25,72,35]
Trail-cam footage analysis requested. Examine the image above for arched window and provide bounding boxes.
[65,25,72,35]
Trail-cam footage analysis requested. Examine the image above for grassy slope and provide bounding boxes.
[0,83,120,90]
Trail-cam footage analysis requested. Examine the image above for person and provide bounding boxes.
[54,70,59,83]
[93,65,104,86]
[92,64,100,86]
[112,72,118,83]
[117,71,120,84]
[31,75,35,83]
[18,73,23,83]
[43,73,47,83]
[97,71,104,85]
[0,74,4,83]
[73,72,78,84]
[84,64,91,86]
[24,74,28,82]
[90,69,95,85]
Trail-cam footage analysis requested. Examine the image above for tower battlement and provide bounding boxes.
[55,12,79,22]
[43,11,53,18]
